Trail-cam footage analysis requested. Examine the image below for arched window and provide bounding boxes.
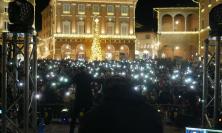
[187,14,198,31]
[121,22,128,35]
[77,21,85,34]
[62,20,71,34]
[61,44,72,59]
[105,44,115,60]
[119,45,129,60]
[106,22,115,35]
[174,14,185,31]
[76,44,85,60]
[162,14,173,31]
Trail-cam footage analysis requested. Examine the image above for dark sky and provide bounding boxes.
[35,0,197,32]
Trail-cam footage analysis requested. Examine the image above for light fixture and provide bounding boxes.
[108,45,111,50]
[120,46,124,50]
[175,20,179,25]
[175,46,180,50]
[80,45,84,50]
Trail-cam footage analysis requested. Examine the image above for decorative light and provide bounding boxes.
[175,20,179,25]
[80,45,84,50]
[107,45,111,50]
[201,9,205,13]
[90,17,102,61]
[120,46,124,50]
[208,4,212,8]
[175,46,180,50]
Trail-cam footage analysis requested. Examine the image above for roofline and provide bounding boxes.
[154,7,199,10]
[56,0,138,4]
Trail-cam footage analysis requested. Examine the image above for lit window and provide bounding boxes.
[107,22,115,35]
[107,5,114,15]
[78,4,85,14]
[63,21,71,34]
[93,4,100,14]
[121,5,129,16]
[121,23,128,35]
[63,3,70,13]
[77,21,85,34]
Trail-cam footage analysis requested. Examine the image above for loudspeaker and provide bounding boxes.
[8,0,34,33]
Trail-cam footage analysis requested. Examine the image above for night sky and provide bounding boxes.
[35,0,197,32]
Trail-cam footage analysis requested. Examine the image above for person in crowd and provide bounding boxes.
[69,67,93,133]
[79,75,163,133]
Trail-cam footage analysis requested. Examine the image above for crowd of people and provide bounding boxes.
[28,58,204,129]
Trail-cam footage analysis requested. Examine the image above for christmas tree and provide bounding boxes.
[90,18,102,61]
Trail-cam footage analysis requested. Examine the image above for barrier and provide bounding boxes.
[186,127,222,133]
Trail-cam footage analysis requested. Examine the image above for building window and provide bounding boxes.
[63,3,70,13]
[77,21,85,34]
[63,21,71,34]
[106,22,115,35]
[208,0,212,4]
[4,7,8,13]
[121,5,129,16]
[93,4,100,15]
[4,21,8,31]
[107,5,114,15]
[121,23,128,35]
[78,4,85,14]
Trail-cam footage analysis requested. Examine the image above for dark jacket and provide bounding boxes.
[79,75,163,133]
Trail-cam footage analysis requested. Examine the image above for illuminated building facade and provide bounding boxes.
[0,0,9,33]
[39,0,138,60]
[135,32,158,59]
[155,7,199,60]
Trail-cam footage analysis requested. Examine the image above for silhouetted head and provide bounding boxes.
[103,75,134,100]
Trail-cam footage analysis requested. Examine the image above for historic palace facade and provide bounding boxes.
[0,0,9,33]
[135,32,157,59]
[38,0,138,60]
[155,7,199,60]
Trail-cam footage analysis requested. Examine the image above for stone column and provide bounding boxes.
[86,4,91,34]
[100,4,106,34]
[129,5,134,35]
[185,14,188,31]
[172,14,175,31]
[72,3,76,33]
[115,5,120,35]
[57,3,61,33]
[159,15,162,32]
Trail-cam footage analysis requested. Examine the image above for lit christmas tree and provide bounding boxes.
[90,18,102,61]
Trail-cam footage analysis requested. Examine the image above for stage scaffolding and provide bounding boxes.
[1,32,37,133]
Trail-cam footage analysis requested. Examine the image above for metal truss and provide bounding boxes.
[1,32,37,133]
[202,36,221,128]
